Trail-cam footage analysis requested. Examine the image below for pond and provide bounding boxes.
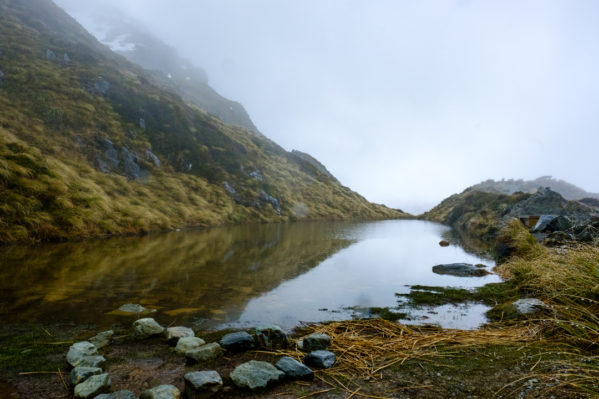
[0,220,500,331]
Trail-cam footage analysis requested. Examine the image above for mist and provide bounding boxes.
[55,0,599,213]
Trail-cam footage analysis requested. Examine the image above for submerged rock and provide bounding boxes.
[74,373,111,398]
[70,366,102,385]
[175,336,206,354]
[90,330,113,349]
[219,331,255,352]
[185,342,223,362]
[94,391,137,399]
[115,303,156,315]
[132,318,165,339]
[254,325,288,349]
[304,350,336,369]
[432,263,490,277]
[299,333,330,352]
[184,370,223,398]
[140,384,180,399]
[230,360,284,390]
[165,326,194,344]
[275,356,314,379]
[67,341,98,367]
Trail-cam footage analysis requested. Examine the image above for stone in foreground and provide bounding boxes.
[70,366,102,385]
[513,298,547,315]
[94,391,137,399]
[432,263,490,277]
[165,326,195,344]
[175,336,206,354]
[133,318,165,339]
[304,350,336,369]
[76,355,106,368]
[186,342,223,362]
[299,333,330,352]
[219,331,255,352]
[67,341,98,367]
[90,330,114,349]
[184,370,223,398]
[275,356,314,379]
[140,384,181,399]
[74,373,111,398]
[254,325,288,349]
[230,360,284,390]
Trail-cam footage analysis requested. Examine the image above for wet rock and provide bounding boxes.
[432,263,490,277]
[219,331,255,352]
[132,318,165,339]
[120,147,140,179]
[545,215,573,232]
[438,240,450,247]
[304,350,336,369]
[63,52,71,65]
[67,341,98,367]
[116,303,155,315]
[76,356,106,368]
[94,391,137,399]
[275,356,314,379]
[74,373,111,398]
[175,336,206,354]
[183,370,222,398]
[254,325,288,349]
[299,333,330,352]
[164,326,194,344]
[146,149,161,167]
[260,191,281,215]
[185,342,223,362]
[140,384,180,399]
[532,215,556,232]
[90,330,113,349]
[45,49,56,60]
[513,298,547,315]
[70,366,102,385]
[229,360,284,390]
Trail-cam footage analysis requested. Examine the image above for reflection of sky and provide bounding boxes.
[226,220,501,330]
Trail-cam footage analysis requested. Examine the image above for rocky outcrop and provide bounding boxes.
[432,263,490,277]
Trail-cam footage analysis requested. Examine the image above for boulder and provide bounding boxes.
[70,366,102,385]
[545,215,573,232]
[67,341,98,367]
[229,360,284,390]
[183,370,222,398]
[576,225,598,243]
[76,356,106,368]
[146,149,161,167]
[90,330,114,349]
[175,336,206,354]
[513,298,548,315]
[185,342,223,362]
[254,325,288,349]
[165,326,194,344]
[219,331,255,352]
[275,356,314,379]
[531,215,556,232]
[74,373,111,398]
[304,350,336,369]
[299,333,330,352]
[93,391,137,399]
[120,147,140,179]
[432,263,490,277]
[140,385,181,399]
[132,318,165,339]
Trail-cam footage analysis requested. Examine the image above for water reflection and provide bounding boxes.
[0,220,499,330]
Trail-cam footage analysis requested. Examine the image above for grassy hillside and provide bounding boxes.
[0,0,407,244]
[470,176,599,200]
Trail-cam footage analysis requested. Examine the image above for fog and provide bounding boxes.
[55,0,599,213]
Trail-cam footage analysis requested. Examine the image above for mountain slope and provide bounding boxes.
[0,0,407,244]
[469,176,599,201]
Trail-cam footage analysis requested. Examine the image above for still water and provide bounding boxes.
[0,220,500,331]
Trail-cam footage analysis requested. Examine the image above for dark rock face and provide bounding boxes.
[507,187,593,224]
[531,215,556,232]
[219,331,255,352]
[229,360,284,390]
[432,263,490,277]
[146,149,161,167]
[545,215,573,232]
[260,191,281,215]
[275,356,314,379]
[120,147,140,179]
[303,350,336,369]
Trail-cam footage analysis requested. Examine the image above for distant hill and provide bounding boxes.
[469,176,599,201]
[0,0,407,244]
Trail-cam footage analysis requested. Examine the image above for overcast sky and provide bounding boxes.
[56,0,599,213]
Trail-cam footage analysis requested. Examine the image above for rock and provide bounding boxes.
[532,215,557,232]
[545,215,573,232]
[93,77,110,95]
[164,326,194,344]
[432,263,490,277]
[513,298,547,315]
[139,118,146,129]
[140,384,181,399]
[438,240,450,247]
[183,370,222,398]
[93,391,137,399]
[249,170,263,181]
[254,325,288,349]
[304,350,336,369]
[299,333,330,352]
[116,303,155,315]
[175,336,206,354]
[74,373,111,398]
[219,331,255,352]
[146,149,161,167]
[260,191,281,215]
[229,360,284,390]
[67,341,98,367]
[576,225,598,243]
[90,330,113,349]
[70,366,102,385]
[120,147,140,179]
[76,356,106,368]
[132,318,165,339]
[185,342,223,362]
[275,356,314,380]
[63,52,71,64]
[45,49,56,60]
[0,68,4,82]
